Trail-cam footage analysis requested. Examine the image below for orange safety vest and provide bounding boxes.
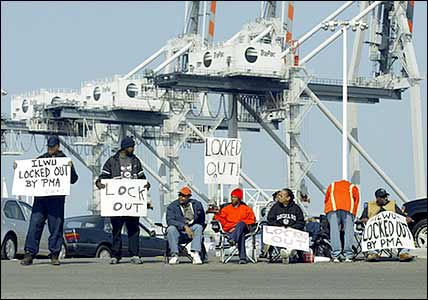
[324,180,360,216]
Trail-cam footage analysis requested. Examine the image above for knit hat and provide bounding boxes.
[120,136,135,150]
[178,186,192,196]
[231,188,243,200]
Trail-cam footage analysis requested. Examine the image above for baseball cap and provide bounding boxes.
[375,188,390,198]
[178,186,192,196]
[47,136,60,147]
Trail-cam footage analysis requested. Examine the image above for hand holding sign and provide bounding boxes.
[100,179,148,217]
[361,211,415,252]
[12,157,71,197]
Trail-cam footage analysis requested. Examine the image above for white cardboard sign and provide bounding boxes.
[362,211,415,252]
[263,226,310,252]
[100,179,148,217]
[12,157,71,196]
[204,137,241,185]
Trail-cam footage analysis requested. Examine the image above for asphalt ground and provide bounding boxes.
[1,255,427,299]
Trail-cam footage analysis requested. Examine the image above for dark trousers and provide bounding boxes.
[110,216,140,258]
[24,197,65,257]
[227,221,249,260]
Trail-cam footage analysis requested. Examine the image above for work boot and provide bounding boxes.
[399,253,414,262]
[20,253,33,266]
[366,253,379,262]
[51,255,60,266]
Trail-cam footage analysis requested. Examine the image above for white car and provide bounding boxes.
[1,198,65,260]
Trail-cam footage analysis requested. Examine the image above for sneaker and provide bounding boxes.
[344,257,353,263]
[399,253,414,262]
[280,249,289,264]
[238,259,247,264]
[169,255,179,265]
[130,256,143,264]
[109,257,120,265]
[366,253,379,262]
[20,253,33,266]
[331,257,341,263]
[192,252,202,265]
[51,255,60,266]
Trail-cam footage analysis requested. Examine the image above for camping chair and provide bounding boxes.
[210,220,261,264]
[154,223,208,264]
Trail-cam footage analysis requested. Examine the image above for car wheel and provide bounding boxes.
[59,244,67,260]
[412,219,427,248]
[1,235,17,260]
[95,245,112,259]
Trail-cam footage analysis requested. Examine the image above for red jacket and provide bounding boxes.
[214,203,256,232]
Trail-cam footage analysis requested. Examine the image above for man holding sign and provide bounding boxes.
[95,136,151,265]
[360,188,414,262]
[18,136,79,266]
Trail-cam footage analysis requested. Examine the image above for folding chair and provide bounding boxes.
[211,220,260,264]
[154,223,208,263]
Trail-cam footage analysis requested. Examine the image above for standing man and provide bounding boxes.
[166,186,206,265]
[360,188,414,262]
[19,136,79,266]
[324,179,359,263]
[214,188,256,264]
[95,136,151,265]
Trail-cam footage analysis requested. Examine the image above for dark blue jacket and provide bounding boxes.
[166,199,206,231]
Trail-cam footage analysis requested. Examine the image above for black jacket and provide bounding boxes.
[166,199,206,231]
[34,150,79,201]
[96,151,146,182]
[267,200,305,230]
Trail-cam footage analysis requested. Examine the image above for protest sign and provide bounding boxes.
[362,211,415,252]
[263,226,310,252]
[100,179,148,217]
[12,157,71,196]
[204,137,241,185]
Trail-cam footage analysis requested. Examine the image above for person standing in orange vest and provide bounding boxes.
[324,179,359,263]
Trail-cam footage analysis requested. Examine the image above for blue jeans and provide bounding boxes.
[167,224,203,255]
[327,210,354,259]
[24,197,65,257]
[226,221,249,260]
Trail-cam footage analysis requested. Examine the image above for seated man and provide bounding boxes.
[213,188,256,264]
[267,188,305,263]
[166,186,206,265]
[360,188,414,262]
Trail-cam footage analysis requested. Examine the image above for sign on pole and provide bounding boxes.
[100,179,148,217]
[263,226,310,252]
[204,137,241,185]
[362,211,415,252]
[12,157,71,197]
